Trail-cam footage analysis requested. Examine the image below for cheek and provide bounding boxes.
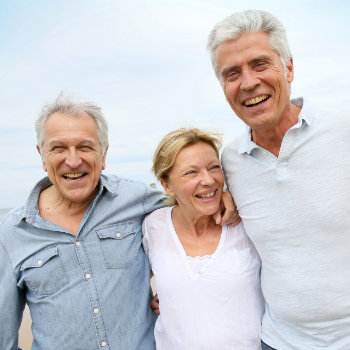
[216,173,225,188]
[224,84,236,101]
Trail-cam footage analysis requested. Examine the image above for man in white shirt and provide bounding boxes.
[207,9,350,350]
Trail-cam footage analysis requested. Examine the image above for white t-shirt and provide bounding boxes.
[142,206,264,350]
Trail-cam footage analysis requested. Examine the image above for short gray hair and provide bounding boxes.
[35,93,109,153]
[207,9,292,80]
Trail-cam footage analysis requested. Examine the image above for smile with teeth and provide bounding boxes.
[63,173,85,179]
[244,95,269,107]
[196,191,216,199]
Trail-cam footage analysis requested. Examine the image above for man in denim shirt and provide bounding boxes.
[0,94,167,350]
[0,94,237,350]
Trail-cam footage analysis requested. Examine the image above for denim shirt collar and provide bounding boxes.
[15,174,117,225]
[238,97,314,155]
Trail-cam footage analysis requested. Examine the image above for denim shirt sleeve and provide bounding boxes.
[142,183,166,215]
[0,241,26,350]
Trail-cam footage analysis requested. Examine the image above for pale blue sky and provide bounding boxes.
[1,0,349,208]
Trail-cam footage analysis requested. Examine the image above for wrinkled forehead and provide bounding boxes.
[43,112,100,143]
[216,32,282,70]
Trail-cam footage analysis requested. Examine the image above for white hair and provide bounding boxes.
[35,93,109,153]
[207,9,292,80]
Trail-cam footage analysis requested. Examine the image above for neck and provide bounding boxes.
[39,185,96,217]
[252,103,301,157]
[172,205,217,238]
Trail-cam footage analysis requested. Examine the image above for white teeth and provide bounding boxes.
[244,95,269,106]
[64,173,84,179]
[197,191,215,199]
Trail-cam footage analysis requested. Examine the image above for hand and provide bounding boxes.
[213,191,241,226]
[150,294,160,315]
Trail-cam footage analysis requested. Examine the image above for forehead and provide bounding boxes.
[174,142,218,166]
[215,31,281,70]
[44,112,99,143]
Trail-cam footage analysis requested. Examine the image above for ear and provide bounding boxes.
[101,145,109,170]
[160,178,175,196]
[286,57,294,84]
[37,145,47,172]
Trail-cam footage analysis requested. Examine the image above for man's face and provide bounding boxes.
[216,31,294,132]
[38,112,107,205]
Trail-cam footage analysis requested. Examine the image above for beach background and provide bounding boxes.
[1,0,349,349]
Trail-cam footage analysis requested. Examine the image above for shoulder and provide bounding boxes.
[102,174,163,198]
[0,206,26,253]
[302,97,349,130]
[102,174,166,214]
[226,222,252,247]
[222,136,241,156]
[226,221,247,236]
[221,135,243,168]
[144,207,169,228]
[102,174,148,193]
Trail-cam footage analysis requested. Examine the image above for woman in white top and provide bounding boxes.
[143,128,264,350]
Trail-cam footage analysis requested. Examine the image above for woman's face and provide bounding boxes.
[162,142,224,219]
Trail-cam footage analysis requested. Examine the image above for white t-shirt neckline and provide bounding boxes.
[167,206,228,280]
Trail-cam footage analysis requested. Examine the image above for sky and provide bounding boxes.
[0,0,349,208]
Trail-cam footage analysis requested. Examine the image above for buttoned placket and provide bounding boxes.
[73,187,111,350]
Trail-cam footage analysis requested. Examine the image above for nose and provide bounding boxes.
[240,69,259,91]
[200,170,215,186]
[65,147,82,168]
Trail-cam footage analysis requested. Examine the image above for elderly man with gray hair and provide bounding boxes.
[0,94,166,350]
[207,9,350,350]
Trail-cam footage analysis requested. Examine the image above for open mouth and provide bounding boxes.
[196,190,216,200]
[244,95,270,107]
[63,173,86,180]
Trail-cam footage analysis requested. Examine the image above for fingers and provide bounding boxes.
[219,191,241,226]
[221,206,241,226]
[150,294,160,315]
[213,208,223,225]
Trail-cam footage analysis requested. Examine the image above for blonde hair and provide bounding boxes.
[152,128,223,205]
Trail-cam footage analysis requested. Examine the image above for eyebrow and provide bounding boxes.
[251,55,273,64]
[221,55,273,77]
[47,139,97,147]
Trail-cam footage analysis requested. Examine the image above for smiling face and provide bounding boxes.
[38,112,107,206]
[162,142,224,219]
[216,31,294,134]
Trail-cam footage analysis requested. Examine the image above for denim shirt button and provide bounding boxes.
[76,241,80,246]
[85,273,91,279]
[93,308,99,314]
[116,233,121,238]
[101,341,107,347]
[37,260,43,266]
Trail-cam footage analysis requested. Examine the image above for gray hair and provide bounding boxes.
[35,93,109,153]
[207,9,292,80]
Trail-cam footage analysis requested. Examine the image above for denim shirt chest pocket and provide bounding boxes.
[19,245,69,296]
[96,221,140,269]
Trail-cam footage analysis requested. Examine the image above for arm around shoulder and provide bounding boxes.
[142,183,167,215]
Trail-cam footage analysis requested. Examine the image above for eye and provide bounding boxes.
[80,145,93,151]
[209,165,222,172]
[254,61,268,71]
[184,170,196,176]
[51,146,64,152]
[225,71,239,82]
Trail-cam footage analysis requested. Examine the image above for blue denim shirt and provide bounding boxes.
[0,174,166,350]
